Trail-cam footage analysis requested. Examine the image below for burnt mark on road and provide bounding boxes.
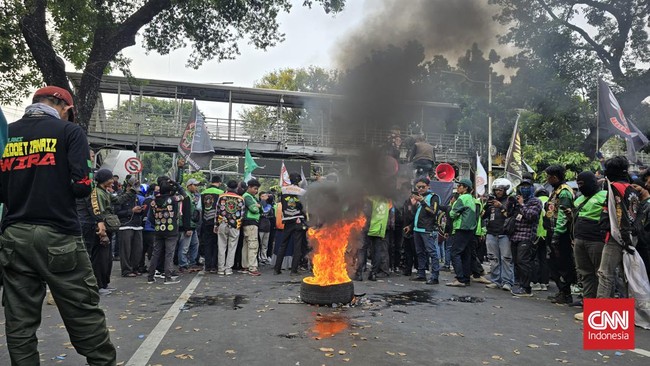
[183,294,249,310]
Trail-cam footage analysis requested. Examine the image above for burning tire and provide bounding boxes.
[300,281,354,305]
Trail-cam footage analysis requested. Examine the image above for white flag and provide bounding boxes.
[476,152,488,196]
[280,161,291,187]
[606,178,624,245]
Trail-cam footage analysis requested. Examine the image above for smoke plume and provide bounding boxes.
[336,0,508,69]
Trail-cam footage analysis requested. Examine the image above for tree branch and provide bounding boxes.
[536,0,623,78]
[20,0,70,91]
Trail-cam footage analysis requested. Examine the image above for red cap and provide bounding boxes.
[33,86,75,121]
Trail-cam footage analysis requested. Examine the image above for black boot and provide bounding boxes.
[368,272,377,281]
[549,292,573,304]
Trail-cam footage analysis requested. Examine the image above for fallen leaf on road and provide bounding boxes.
[225,350,237,354]
[528,344,539,349]
[325,353,334,357]
[193,328,200,332]
[493,333,503,336]
[175,326,182,330]
[175,354,194,360]
[161,349,175,356]
[398,352,406,356]
[319,348,334,352]
[352,344,358,348]
[342,358,350,362]
[513,350,520,355]
[491,355,504,361]
[338,350,346,355]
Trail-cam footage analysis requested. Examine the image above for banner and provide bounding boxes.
[597,78,649,160]
[177,100,214,170]
[504,115,523,181]
[244,147,260,182]
[280,161,291,187]
[475,152,487,196]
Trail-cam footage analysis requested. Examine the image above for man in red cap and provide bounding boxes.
[0,86,116,364]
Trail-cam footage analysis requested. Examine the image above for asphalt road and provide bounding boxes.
[1,264,649,366]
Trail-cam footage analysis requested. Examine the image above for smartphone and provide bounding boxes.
[411,191,420,195]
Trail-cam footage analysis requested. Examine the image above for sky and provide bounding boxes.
[1,0,368,122]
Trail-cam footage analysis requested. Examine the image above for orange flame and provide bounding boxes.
[310,313,349,338]
[303,216,366,286]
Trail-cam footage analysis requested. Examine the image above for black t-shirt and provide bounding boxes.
[0,113,91,235]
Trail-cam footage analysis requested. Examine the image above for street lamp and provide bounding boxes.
[438,69,495,187]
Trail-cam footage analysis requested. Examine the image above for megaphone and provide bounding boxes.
[435,163,456,182]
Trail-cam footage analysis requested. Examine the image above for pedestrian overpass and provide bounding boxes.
[69,73,478,175]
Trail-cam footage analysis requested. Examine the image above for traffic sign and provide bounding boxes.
[124,157,143,174]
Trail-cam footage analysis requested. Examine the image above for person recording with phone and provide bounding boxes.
[483,178,516,291]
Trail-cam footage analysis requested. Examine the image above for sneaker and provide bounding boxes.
[209,269,218,274]
[530,283,543,291]
[154,271,165,279]
[426,279,439,285]
[486,283,500,289]
[540,284,548,291]
[225,269,233,276]
[574,312,584,321]
[249,270,261,276]
[502,283,512,292]
[98,288,112,295]
[217,270,226,275]
[368,273,377,281]
[164,277,180,285]
[446,280,467,287]
[105,286,117,291]
[147,277,155,284]
[472,276,492,284]
[511,286,533,297]
[410,276,426,282]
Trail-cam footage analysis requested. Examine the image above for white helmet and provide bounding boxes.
[491,178,513,195]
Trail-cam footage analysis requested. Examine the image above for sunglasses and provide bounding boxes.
[415,185,428,189]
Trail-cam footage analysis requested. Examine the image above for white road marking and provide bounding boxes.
[126,273,203,366]
[631,348,650,357]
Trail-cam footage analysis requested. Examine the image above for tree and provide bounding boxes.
[238,66,339,138]
[490,0,650,155]
[107,96,195,135]
[0,0,345,132]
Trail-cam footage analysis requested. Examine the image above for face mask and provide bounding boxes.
[519,186,533,199]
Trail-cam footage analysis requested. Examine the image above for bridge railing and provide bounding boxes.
[91,109,476,156]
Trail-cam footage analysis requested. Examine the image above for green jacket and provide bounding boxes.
[367,196,391,238]
[242,191,260,223]
[549,184,574,237]
[537,196,549,239]
[574,191,607,221]
[474,197,486,236]
[450,193,477,233]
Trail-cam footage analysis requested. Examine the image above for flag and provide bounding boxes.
[244,147,259,182]
[504,115,523,181]
[177,100,214,170]
[0,107,8,155]
[523,160,535,174]
[280,161,291,187]
[597,78,649,160]
[606,178,624,246]
[300,166,309,188]
[475,152,487,196]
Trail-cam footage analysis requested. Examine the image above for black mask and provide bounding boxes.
[577,171,599,197]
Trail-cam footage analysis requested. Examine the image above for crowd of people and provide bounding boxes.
[1,86,648,365]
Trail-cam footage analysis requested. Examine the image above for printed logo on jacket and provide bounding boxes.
[1,136,57,171]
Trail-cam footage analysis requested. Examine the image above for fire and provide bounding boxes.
[303,216,366,286]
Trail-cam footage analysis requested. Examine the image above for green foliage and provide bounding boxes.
[182,171,208,185]
[107,97,195,135]
[523,145,600,182]
[140,152,172,184]
[238,66,339,137]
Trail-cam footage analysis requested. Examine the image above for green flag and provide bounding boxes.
[244,147,259,182]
